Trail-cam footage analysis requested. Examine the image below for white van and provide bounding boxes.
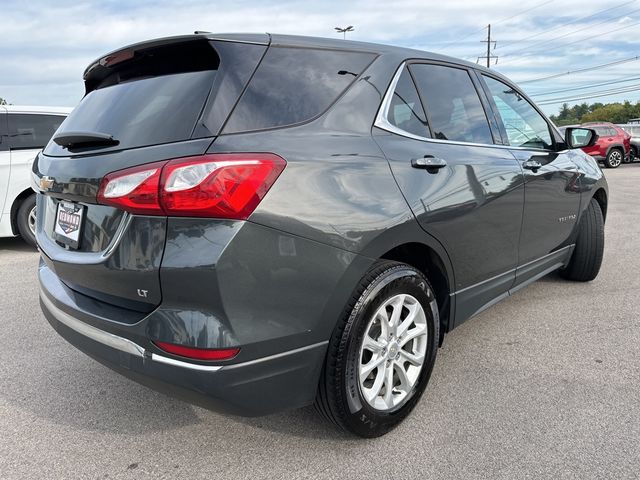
[0,106,71,246]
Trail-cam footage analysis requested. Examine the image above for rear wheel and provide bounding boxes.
[631,146,638,162]
[604,148,623,168]
[561,198,604,282]
[315,260,439,437]
[16,194,37,248]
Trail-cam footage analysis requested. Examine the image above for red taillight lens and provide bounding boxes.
[96,153,286,219]
[161,153,286,219]
[153,341,240,361]
[97,161,165,215]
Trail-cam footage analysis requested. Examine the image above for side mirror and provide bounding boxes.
[565,127,598,149]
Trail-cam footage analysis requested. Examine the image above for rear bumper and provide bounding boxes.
[39,263,328,416]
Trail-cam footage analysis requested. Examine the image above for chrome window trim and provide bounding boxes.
[373,63,556,154]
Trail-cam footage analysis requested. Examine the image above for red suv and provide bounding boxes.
[580,122,631,168]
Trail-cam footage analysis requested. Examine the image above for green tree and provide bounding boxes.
[552,100,640,124]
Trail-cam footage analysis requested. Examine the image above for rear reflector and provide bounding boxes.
[97,153,286,219]
[153,341,240,361]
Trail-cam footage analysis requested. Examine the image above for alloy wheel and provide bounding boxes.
[28,206,37,236]
[358,293,428,411]
[609,150,622,167]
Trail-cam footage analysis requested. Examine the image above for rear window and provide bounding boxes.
[223,47,375,133]
[9,114,65,150]
[51,70,215,152]
[45,40,219,154]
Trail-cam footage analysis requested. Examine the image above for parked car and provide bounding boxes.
[0,106,71,246]
[579,122,631,168]
[617,124,640,161]
[34,34,607,437]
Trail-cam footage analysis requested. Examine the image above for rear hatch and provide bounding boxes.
[34,35,267,312]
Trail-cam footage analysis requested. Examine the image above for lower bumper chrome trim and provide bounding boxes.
[150,353,222,372]
[41,292,222,372]
[41,292,145,358]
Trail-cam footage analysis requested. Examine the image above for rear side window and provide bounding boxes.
[387,69,428,137]
[8,114,65,150]
[223,47,375,133]
[409,64,493,145]
[0,113,6,149]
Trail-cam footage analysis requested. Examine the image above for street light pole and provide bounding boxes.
[334,25,354,39]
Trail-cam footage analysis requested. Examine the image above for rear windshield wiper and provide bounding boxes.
[53,131,119,149]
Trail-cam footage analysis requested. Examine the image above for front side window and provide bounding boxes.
[483,75,553,150]
[409,64,493,145]
[8,114,65,150]
[386,69,428,137]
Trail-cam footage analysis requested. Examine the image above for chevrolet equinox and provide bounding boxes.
[34,33,607,437]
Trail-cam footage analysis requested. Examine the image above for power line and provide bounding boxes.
[500,19,640,64]
[492,0,555,25]
[500,6,640,58]
[438,0,555,47]
[518,56,640,83]
[530,76,640,97]
[537,84,640,105]
[497,0,636,50]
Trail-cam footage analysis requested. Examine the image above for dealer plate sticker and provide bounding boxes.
[54,201,84,246]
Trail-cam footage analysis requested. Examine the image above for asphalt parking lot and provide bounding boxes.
[1,166,639,480]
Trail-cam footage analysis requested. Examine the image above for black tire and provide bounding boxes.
[631,146,638,163]
[561,198,604,282]
[315,260,439,437]
[604,148,623,168]
[16,194,37,248]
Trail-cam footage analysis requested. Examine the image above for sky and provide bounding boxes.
[1,0,639,116]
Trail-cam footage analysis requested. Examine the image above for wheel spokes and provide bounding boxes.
[399,349,424,366]
[399,324,427,347]
[363,364,386,402]
[382,362,395,408]
[358,293,429,411]
[360,354,386,382]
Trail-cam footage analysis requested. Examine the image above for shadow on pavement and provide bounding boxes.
[0,236,36,254]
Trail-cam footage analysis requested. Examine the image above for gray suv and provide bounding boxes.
[34,33,607,437]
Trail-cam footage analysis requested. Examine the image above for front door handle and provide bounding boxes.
[411,155,447,173]
[522,159,542,171]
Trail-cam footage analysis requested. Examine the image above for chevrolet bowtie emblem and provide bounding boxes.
[39,176,54,191]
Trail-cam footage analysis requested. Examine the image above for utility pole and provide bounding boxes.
[478,24,498,68]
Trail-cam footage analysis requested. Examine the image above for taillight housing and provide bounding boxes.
[97,153,286,219]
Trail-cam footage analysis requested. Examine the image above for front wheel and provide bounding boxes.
[604,148,623,168]
[315,261,439,437]
[561,198,604,282]
[16,194,37,248]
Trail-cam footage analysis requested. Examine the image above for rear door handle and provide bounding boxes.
[411,155,447,172]
[522,159,542,171]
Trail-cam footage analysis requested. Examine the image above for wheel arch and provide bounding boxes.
[591,188,608,222]
[380,242,453,345]
[605,144,624,157]
[9,188,35,235]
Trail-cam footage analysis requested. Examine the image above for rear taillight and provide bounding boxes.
[153,341,240,361]
[97,153,286,219]
[98,161,165,215]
